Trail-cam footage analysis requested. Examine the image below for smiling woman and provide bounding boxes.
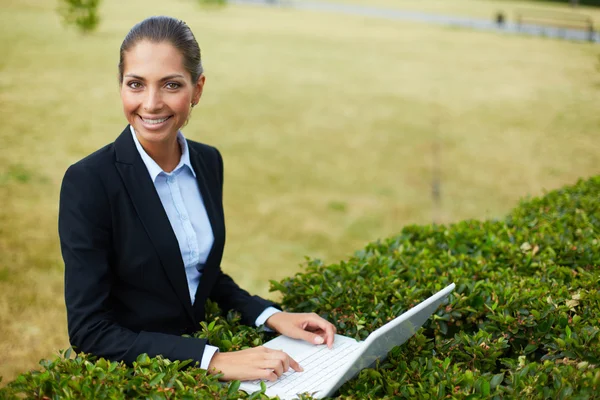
[58,16,336,383]
[120,40,204,172]
[117,18,205,172]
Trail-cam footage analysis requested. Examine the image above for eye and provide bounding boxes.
[127,81,143,90]
[165,82,181,90]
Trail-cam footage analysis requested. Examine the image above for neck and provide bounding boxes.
[138,134,182,173]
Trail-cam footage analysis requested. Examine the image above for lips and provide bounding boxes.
[140,115,171,124]
[137,114,173,130]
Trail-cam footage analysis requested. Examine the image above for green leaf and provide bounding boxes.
[228,380,241,398]
[437,382,446,397]
[177,359,193,371]
[85,362,94,372]
[108,361,118,372]
[438,321,448,335]
[248,391,262,400]
[442,357,451,370]
[481,380,491,396]
[269,280,286,292]
[524,344,538,354]
[149,372,166,386]
[490,373,504,388]
[136,353,150,366]
[221,339,233,350]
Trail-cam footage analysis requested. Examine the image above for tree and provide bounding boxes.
[58,0,101,34]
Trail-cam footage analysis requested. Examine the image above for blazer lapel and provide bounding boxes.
[113,126,196,325]
[188,144,225,321]
[188,146,220,246]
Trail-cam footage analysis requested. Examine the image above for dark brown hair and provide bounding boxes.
[118,16,204,83]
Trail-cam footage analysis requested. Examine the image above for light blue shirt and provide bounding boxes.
[130,127,279,368]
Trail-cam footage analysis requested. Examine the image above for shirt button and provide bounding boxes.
[167,176,175,183]
[181,214,188,221]
[191,251,198,258]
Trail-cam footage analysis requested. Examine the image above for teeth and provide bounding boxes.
[142,117,169,124]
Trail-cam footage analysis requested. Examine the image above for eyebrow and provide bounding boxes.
[124,74,186,81]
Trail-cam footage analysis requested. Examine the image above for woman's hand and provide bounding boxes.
[265,312,337,348]
[207,346,303,381]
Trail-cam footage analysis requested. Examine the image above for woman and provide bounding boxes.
[58,16,335,382]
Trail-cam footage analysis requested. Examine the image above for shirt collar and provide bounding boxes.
[130,125,196,182]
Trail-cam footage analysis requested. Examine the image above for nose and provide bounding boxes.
[143,87,163,112]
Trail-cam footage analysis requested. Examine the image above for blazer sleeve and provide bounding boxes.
[207,148,277,325]
[59,162,208,365]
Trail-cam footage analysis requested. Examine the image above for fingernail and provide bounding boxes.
[314,336,324,344]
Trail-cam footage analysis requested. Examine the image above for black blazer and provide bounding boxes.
[59,126,274,365]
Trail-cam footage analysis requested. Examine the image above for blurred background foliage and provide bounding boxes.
[58,0,101,33]
[1,0,599,385]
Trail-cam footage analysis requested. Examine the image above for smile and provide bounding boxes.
[140,116,171,124]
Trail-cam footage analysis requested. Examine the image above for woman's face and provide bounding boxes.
[120,40,204,147]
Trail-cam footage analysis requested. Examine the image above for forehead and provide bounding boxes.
[123,40,187,78]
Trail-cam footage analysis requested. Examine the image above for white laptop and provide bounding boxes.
[240,283,456,399]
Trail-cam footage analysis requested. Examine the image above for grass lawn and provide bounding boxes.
[1,0,599,385]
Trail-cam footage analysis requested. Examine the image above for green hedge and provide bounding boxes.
[1,177,599,399]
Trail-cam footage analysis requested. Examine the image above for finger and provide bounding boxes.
[325,327,335,349]
[264,358,285,377]
[270,350,290,372]
[306,327,336,338]
[289,355,304,372]
[311,330,333,349]
[259,368,279,382]
[292,326,326,345]
[304,327,325,334]
[304,314,336,348]
[303,314,335,333]
[302,317,337,335]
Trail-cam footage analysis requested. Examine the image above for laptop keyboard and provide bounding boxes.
[251,339,362,397]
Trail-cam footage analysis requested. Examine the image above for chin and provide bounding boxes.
[132,123,178,143]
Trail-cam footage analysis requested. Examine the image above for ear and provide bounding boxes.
[192,74,206,106]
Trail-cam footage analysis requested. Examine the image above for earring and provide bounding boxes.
[191,102,196,108]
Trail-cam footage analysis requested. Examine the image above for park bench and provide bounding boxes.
[515,8,595,41]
